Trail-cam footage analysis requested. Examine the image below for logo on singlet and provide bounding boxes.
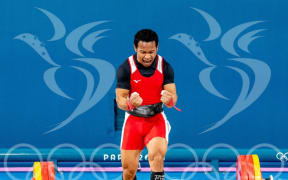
[133,79,141,83]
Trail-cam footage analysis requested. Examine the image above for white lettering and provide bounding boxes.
[111,154,116,161]
[103,154,109,161]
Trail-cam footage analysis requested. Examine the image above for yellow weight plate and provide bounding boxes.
[33,162,42,180]
[252,154,262,180]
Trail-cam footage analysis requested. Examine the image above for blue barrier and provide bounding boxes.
[1,148,287,162]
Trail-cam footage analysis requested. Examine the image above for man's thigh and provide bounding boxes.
[121,113,146,150]
[121,150,142,167]
[144,112,171,147]
[146,137,168,157]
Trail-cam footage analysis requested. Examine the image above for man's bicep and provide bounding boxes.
[116,62,131,89]
[163,61,175,85]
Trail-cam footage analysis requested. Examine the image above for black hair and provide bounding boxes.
[134,29,159,48]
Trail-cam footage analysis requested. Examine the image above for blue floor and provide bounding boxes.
[1,172,288,180]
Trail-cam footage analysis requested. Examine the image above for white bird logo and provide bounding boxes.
[170,8,271,134]
[14,7,115,134]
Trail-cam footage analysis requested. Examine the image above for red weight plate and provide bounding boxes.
[41,162,49,180]
[246,155,255,180]
[237,155,249,180]
[47,161,55,180]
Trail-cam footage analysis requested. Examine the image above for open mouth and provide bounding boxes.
[143,59,152,65]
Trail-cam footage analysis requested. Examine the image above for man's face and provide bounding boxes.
[134,41,158,67]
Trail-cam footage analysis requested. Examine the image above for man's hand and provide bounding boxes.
[161,90,173,107]
[129,92,143,108]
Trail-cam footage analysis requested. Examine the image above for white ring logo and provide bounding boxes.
[276,152,288,162]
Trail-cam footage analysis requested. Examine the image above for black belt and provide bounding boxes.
[127,102,163,117]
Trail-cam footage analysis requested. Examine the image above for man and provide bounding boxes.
[116,29,178,180]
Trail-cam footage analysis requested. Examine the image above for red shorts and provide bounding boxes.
[121,112,171,150]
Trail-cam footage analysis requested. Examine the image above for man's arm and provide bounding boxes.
[161,59,177,107]
[161,83,178,108]
[115,60,131,111]
[116,88,130,111]
[116,88,143,110]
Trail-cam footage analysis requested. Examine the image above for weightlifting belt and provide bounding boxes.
[127,102,163,117]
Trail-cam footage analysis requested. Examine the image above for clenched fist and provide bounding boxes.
[161,90,173,107]
[129,92,143,108]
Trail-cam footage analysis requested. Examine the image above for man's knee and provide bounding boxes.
[148,151,165,163]
[123,167,137,176]
[122,163,138,179]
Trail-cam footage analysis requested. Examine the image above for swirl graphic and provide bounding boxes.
[14,8,115,133]
[170,7,271,133]
[36,7,66,41]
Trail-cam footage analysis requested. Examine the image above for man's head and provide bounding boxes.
[134,29,159,67]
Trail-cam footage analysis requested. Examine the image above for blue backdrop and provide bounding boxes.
[0,0,287,151]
